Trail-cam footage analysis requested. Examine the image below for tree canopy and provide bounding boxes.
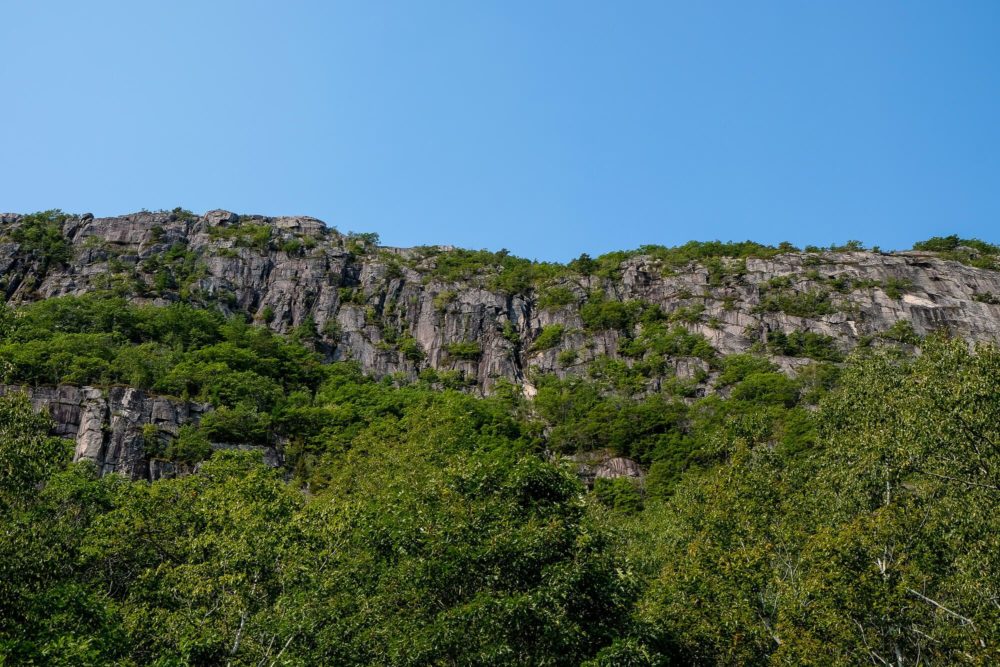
[1,291,999,664]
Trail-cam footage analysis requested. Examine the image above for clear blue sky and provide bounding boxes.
[2,2,998,262]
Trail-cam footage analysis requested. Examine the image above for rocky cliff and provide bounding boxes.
[0,384,280,479]
[2,208,1000,477]
[3,209,1000,390]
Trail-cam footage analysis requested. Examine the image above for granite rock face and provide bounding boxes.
[566,449,647,487]
[0,384,279,480]
[2,209,1000,475]
[2,209,998,395]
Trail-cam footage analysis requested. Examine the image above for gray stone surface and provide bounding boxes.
[2,209,1000,477]
[0,384,278,481]
[3,210,1000,395]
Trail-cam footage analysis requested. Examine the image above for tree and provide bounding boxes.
[0,392,70,513]
[0,394,125,665]
[639,338,1000,664]
[281,401,641,665]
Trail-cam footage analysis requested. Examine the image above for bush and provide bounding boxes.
[883,277,912,299]
[532,324,565,351]
[912,235,1000,269]
[593,477,644,513]
[620,323,716,364]
[974,291,1000,305]
[581,296,643,331]
[164,424,212,464]
[432,290,457,311]
[199,405,272,445]
[729,371,800,407]
[717,354,779,385]
[557,348,578,367]
[537,286,577,309]
[755,289,836,317]
[880,320,921,344]
[445,340,482,361]
[10,210,73,270]
[398,336,424,361]
[766,330,843,362]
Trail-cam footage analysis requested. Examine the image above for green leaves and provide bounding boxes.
[285,441,637,666]
[0,393,70,513]
[9,210,73,271]
[639,337,1000,664]
[5,283,1000,663]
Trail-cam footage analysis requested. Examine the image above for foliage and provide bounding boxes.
[163,424,212,463]
[0,401,639,665]
[537,285,578,309]
[445,340,482,361]
[913,234,999,254]
[397,335,424,361]
[880,319,922,345]
[207,220,273,250]
[913,234,1000,270]
[432,290,457,310]
[766,329,843,361]
[974,291,1000,304]
[756,288,836,317]
[8,210,73,271]
[639,337,1000,664]
[410,239,795,296]
[594,477,644,514]
[0,296,323,437]
[0,393,70,513]
[883,276,912,299]
[580,294,646,331]
[619,322,716,365]
[715,353,778,385]
[557,348,578,367]
[532,323,565,351]
[413,246,566,296]
[4,273,1000,663]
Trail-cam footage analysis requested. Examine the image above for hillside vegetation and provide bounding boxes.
[1,223,999,664]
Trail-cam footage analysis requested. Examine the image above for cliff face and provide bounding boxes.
[0,384,280,480]
[2,208,1000,477]
[3,209,999,389]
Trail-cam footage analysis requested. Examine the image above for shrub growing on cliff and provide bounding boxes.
[766,329,843,361]
[8,210,73,271]
[537,285,577,309]
[580,295,645,332]
[557,348,578,367]
[913,234,1000,269]
[164,424,212,464]
[397,335,424,361]
[532,323,565,351]
[755,289,836,317]
[445,340,482,361]
[879,319,922,345]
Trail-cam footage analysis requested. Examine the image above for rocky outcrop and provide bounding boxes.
[2,209,1000,397]
[0,210,1000,392]
[0,384,279,480]
[565,449,646,487]
[3,209,1000,478]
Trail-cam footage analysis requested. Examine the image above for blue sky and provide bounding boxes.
[1,1,998,262]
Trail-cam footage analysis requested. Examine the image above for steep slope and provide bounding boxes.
[3,208,1000,479]
[3,209,1000,394]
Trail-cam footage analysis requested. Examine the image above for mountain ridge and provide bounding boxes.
[2,208,999,397]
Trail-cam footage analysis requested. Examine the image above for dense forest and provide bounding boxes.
[1,232,999,664]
